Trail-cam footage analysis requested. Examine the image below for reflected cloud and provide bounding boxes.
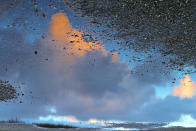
[49,12,108,57]
[38,115,105,127]
[166,114,196,128]
[88,118,105,125]
[173,75,196,98]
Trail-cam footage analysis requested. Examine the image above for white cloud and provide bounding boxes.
[49,107,57,114]
[165,114,196,128]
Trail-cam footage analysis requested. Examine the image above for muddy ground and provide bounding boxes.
[1,123,196,131]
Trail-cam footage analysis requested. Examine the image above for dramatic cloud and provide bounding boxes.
[49,12,72,41]
[49,12,107,57]
[0,10,182,122]
[0,27,154,120]
[173,75,196,98]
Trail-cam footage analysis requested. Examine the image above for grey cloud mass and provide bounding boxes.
[0,28,162,120]
[1,0,196,123]
[129,96,196,122]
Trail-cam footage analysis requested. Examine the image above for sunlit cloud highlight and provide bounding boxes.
[173,75,196,98]
[49,12,108,57]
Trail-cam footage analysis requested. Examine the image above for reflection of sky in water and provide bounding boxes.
[0,0,196,126]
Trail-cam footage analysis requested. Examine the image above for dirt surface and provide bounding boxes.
[0,80,18,102]
[1,123,196,131]
[0,123,97,131]
[66,0,196,73]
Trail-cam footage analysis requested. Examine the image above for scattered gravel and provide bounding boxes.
[65,0,196,72]
[0,80,18,102]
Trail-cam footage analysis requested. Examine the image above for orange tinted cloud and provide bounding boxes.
[111,51,119,62]
[88,118,105,125]
[173,75,196,98]
[66,116,78,123]
[49,12,108,57]
[49,12,71,42]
